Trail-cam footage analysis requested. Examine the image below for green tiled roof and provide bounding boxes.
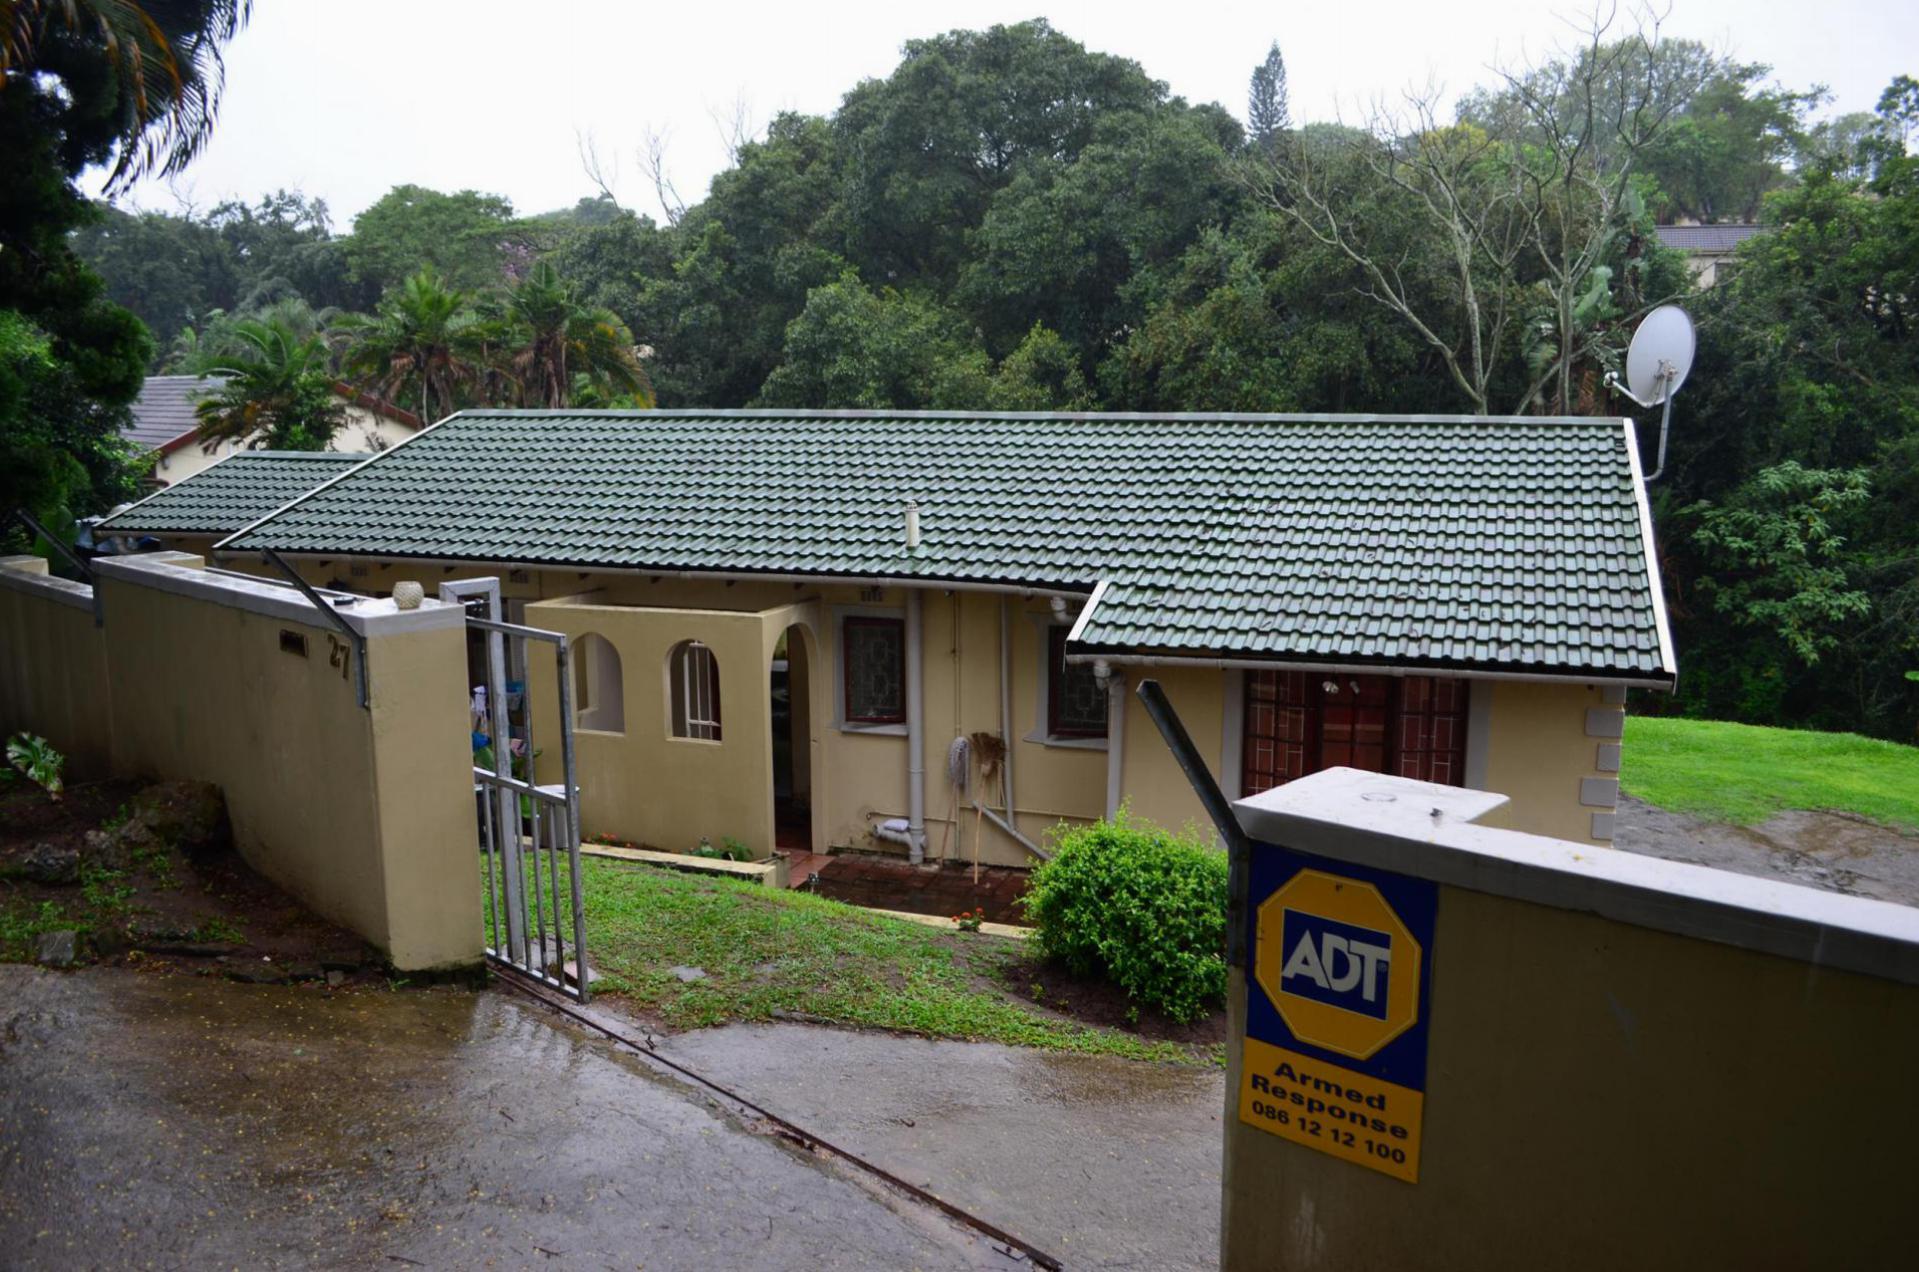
[99,451,370,535]
[220,410,1674,682]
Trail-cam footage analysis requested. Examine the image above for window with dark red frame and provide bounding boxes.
[1047,625,1108,738]
[843,616,905,724]
[1242,671,1466,795]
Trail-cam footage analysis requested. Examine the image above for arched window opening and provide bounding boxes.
[574,632,625,733]
[669,640,722,741]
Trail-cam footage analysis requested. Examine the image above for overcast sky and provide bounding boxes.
[99,0,1918,228]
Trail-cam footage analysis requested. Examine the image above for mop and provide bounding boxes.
[938,735,971,864]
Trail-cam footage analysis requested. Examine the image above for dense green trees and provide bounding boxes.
[1653,104,1919,738]
[2,0,250,544]
[55,16,1919,740]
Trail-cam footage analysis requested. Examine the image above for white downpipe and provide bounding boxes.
[999,597,1016,828]
[905,587,926,864]
[1104,667,1126,819]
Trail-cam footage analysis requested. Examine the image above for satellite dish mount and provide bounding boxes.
[1604,304,1695,483]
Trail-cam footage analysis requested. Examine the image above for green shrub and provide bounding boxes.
[1022,811,1227,1023]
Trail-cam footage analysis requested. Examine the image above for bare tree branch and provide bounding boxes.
[638,125,687,227]
[708,89,759,166]
[576,129,622,208]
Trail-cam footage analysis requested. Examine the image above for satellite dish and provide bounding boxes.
[1606,304,1697,483]
[1624,304,1695,405]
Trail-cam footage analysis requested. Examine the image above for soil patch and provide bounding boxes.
[1613,795,1919,905]
[1,780,382,982]
[814,854,1032,924]
[984,944,1230,1047]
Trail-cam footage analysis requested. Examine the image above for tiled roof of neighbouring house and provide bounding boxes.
[124,375,227,449]
[1654,224,1766,253]
[98,451,371,535]
[219,410,1676,683]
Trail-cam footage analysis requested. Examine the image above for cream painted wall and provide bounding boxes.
[157,542,1633,861]
[1220,885,1918,1270]
[1115,664,1224,838]
[1477,680,1619,844]
[523,597,791,859]
[0,557,113,778]
[148,401,416,486]
[96,563,477,969]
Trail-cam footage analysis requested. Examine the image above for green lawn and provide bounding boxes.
[534,858,1215,1066]
[1621,716,1919,829]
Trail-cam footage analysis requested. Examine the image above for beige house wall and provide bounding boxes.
[148,400,415,487]
[145,534,1637,861]
[1477,679,1620,844]
[522,595,799,859]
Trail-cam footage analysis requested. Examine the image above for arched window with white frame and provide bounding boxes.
[668,640,722,741]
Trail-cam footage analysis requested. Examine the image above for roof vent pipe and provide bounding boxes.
[903,498,921,552]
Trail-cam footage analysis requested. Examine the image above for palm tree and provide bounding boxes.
[1,1,253,192]
[497,262,654,409]
[194,315,345,451]
[337,266,482,423]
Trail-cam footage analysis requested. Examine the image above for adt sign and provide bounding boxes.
[1240,845,1437,1182]
[1256,868,1422,1058]
[1278,910,1393,1019]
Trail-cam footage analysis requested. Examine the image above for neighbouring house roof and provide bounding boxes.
[217,410,1676,684]
[124,375,226,450]
[1654,224,1766,253]
[97,451,370,536]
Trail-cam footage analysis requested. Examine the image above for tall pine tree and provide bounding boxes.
[1248,42,1291,151]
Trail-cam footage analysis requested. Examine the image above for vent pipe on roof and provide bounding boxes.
[903,498,921,553]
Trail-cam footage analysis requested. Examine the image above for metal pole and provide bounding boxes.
[556,635,589,1001]
[262,548,369,709]
[1135,678,1251,968]
[1647,375,1676,482]
[13,508,102,627]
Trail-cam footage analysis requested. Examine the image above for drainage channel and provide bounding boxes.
[493,972,1066,1270]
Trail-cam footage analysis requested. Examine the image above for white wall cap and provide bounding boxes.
[0,559,94,611]
[1234,767,1919,987]
[92,553,464,636]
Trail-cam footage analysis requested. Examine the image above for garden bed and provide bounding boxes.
[576,858,1222,1064]
[1,778,383,981]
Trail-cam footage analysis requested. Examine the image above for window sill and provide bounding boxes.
[1023,729,1109,752]
[576,726,626,738]
[666,734,723,747]
[836,721,908,737]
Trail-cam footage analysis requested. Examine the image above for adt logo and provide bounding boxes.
[1254,868,1423,1060]
[1278,912,1392,1020]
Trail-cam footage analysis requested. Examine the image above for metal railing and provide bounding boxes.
[467,610,588,1002]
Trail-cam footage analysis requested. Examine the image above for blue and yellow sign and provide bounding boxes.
[1240,843,1437,1183]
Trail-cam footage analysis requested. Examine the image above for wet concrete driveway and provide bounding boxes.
[650,1021,1225,1270]
[0,966,1001,1270]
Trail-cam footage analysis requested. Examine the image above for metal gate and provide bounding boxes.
[443,579,589,1002]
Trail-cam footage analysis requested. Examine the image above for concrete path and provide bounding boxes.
[0,966,1001,1270]
[650,1020,1226,1270]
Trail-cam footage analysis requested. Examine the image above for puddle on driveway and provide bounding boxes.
[0,966,1000,1270]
